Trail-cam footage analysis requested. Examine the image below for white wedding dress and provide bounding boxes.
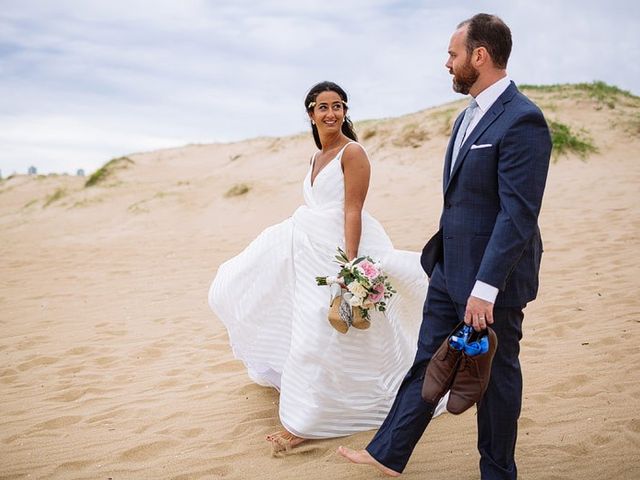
[208,142,434,439]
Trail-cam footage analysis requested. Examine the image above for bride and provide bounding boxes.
[208,81,442,452]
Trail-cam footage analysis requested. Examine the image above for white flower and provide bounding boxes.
[347,281,367,299]
[345,292,363,307]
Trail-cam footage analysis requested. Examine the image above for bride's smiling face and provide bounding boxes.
[309,91,345,132]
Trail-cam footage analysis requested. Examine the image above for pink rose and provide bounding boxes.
[357,260,379,280]
[368,283,385,303]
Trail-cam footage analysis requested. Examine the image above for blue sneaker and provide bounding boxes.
[464,335,489,356]
[449,325,490,356]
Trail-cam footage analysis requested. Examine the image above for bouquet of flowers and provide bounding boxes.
[316,247,395,332]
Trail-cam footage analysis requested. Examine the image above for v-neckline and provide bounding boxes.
[310,142,352,187]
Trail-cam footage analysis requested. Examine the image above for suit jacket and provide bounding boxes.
[421,82,552,307]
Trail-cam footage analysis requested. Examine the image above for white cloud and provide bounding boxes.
[0,114,189,175]
[0,0,638,174]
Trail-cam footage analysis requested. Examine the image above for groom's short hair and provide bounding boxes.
[458,13,512,69]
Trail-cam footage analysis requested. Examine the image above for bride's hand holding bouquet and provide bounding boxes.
[316,247,395,333]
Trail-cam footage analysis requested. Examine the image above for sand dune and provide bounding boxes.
[1,84,639,479]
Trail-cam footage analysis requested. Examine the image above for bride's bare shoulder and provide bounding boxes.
[342,142,369,165]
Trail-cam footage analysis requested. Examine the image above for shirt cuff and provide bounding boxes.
[471,280,499,304]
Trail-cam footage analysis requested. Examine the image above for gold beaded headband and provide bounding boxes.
[307,100,348,109]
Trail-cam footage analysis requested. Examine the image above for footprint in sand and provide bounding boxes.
[141,346,164,359]
[16,355,59,371]
[48,387,109,403]
[48,388,90,403]
[32,415,83,431]
[102,330,128,337]
[94,355,120,366]
[3,433,22,445]
[207,359,244,374]
[16,335,49,349]
[171,465,230,479]
[180,427,205,438]
[119,440,178,462]
[156,378,180,388]
[627,418,640,434]
[57,365,86,375]
[65,346,91,355]
[53,460,93,474]
[186,382,210,392]
[0,368,19,384]
[549,374,590,394]
[589,433,612,447]
[86,408,129,424]
[519,416,538,429]
[594,335,619,346]
[171,466,231,480]
[557,442,591,457]
[150,339,174,349]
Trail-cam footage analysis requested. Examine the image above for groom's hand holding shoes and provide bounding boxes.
[440,296,499,415]
[464,295,494,331]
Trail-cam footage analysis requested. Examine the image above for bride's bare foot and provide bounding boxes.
[266,430,306,453]
[337,446,401,477]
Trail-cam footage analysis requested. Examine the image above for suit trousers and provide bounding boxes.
[366,262,525,479]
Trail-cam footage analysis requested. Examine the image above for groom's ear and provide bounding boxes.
[472,46,491,68]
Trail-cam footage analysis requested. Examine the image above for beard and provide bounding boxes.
[451,58,479,94]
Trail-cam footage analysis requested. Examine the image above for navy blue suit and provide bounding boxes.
[367,82,551,479]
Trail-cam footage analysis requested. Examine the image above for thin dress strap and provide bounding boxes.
[310,141,360,186]
[337,141,357,157]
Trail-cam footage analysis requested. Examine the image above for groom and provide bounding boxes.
[339,13,551,479]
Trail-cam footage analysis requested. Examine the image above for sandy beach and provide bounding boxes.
[1,85,639,479]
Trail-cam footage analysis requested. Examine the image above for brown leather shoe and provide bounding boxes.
[421,322,464,405]
[446,327,498,415]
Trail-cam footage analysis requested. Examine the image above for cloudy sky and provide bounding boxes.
[1,0,638,175]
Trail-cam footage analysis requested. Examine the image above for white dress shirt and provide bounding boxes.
[465,75,511,304]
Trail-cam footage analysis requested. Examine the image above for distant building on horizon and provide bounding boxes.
[76,169,85,177]
[28,166,37,175]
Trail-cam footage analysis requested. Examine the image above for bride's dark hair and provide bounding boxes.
[304,81,358,149]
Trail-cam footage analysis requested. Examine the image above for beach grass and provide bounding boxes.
[362,127,377,140]
[521,81,637,109]
[44,188,67,207]
[392,123,429,148]
[23,198,39,209]
[85,156,134,187]
[548,120,597,160]
[432,107,458,136]
[224,183,250,197]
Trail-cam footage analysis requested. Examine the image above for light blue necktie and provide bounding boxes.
[450,98,479,173]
